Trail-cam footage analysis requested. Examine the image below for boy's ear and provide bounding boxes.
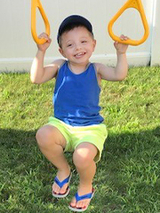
[93,39,96,50]
[59,48,66,58]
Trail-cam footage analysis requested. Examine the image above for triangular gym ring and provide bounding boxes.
[108,0,149,46]
[31,0,50,44]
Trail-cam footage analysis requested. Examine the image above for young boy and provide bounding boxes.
[30,15,128,212]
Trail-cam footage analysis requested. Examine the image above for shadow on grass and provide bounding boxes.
[0,127,160,212]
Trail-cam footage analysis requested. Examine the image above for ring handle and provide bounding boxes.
[31,0,50,44]
[108,0,149,46]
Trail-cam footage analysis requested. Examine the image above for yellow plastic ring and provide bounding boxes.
[31,0,50,44]
[108,0,149,46]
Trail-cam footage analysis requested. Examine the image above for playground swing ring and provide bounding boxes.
[31,0,50,44]
[108,0,149,46]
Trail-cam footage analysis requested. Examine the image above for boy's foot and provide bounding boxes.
[69,185,95,212]
[52,169,71,198]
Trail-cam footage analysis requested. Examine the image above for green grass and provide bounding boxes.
[0,66,160,213]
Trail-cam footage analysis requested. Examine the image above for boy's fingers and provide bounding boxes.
[38,33,51,41]
[124,36,129,41]
[120,34,129,41]
[47,38,52,43]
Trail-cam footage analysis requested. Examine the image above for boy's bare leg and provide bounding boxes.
[36,125,70,194]
[70,142,97,209]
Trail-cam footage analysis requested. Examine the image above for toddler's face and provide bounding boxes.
[59,26,96,65]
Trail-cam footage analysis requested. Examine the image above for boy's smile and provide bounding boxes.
[74,51,86,59]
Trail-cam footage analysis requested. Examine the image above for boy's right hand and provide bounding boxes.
[37,33,52,52]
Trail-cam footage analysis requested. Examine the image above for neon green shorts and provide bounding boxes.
[47,117,108,162]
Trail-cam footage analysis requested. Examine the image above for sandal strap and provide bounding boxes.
[54,174,71,189]
[75,188,94,202]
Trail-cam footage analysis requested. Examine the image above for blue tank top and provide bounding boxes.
[53,61,104,126]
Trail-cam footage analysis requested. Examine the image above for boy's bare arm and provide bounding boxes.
[96,35,129,81]
[30,50,63,84]
[30,33,64,84]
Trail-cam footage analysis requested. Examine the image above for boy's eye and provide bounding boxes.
[67,44,72,47]
[82,40,87,43]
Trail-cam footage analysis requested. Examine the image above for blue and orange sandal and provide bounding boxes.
[52,173,72,198]
[68,188,95,212]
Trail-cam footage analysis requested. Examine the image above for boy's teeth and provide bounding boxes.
[76,52,84,56]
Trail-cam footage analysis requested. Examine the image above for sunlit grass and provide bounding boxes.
[0,66,160,212]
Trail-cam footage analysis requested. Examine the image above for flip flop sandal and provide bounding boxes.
[68,188,95,212]
[52,173,72,198]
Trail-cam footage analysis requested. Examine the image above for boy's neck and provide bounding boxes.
[68,61,90,74]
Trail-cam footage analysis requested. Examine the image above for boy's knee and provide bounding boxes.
[73,150,93,169]
[36,125,55,147]
[36,125,66,149]
[73,143,97,169]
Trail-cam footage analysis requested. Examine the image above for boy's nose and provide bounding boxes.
[75,43,82,50]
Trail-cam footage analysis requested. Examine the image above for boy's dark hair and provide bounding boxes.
[57,15,94,47]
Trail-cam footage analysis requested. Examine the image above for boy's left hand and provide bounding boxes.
[114,35,129,54]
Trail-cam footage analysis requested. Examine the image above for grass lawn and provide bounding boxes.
[0,66,160,213]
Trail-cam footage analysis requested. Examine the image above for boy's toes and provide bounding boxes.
[59,184,68,194]
[75,201,81,208]
[70,197,76,207]
[69,188,95,211]
[70,198,89,210]
[52,183,59,194]
[52,183,68,195]
[76,200,86,209]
